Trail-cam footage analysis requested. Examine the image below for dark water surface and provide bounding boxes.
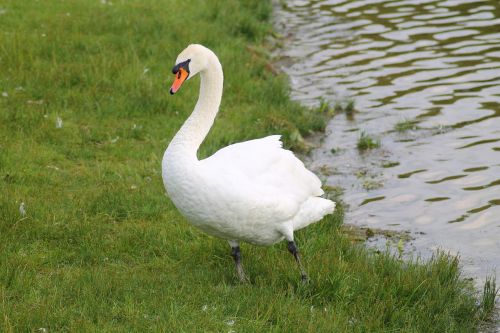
[274,0,500,284]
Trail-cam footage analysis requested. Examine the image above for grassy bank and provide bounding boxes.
[0,0,494,331]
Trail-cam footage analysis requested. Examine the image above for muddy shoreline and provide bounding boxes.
[272,0,500,301]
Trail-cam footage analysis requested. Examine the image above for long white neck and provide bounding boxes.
[167,54,223,162]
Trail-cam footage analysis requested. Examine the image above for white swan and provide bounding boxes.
[162,44,335,282]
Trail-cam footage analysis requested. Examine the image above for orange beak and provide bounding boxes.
[170,68,189,95]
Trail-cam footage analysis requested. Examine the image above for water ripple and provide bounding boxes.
[275,0,500,283]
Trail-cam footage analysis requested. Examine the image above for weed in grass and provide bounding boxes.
[357,131,380,150]
[345,98,355,115]
[330,98,356,117]
[317,97,335,116]
[479,276,499,321]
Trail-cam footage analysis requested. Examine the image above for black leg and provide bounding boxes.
[287,241,309,282]
[231,245,248,283]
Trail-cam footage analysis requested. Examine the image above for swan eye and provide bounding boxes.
[171,59,191,75]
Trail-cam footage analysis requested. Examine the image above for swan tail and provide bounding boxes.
[291,197,336,231]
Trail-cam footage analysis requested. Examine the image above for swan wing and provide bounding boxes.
[199,135,324,222]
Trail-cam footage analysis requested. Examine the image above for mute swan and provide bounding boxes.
[162,44,335,282]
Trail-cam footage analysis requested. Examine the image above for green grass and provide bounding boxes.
[395,119,419,132]
[0,0,495,331]
[318,97,335,116]
[357,131,380,150]
[345,98,355,115]
[479,277,499,321]
[332,98,355,116]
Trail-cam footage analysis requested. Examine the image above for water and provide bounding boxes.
[273,0,500,285]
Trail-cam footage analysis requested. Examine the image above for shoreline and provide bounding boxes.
[271,0,499,328]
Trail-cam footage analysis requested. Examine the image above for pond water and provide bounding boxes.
[273,0,500,285]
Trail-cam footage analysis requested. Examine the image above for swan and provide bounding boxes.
[162,44,335,282]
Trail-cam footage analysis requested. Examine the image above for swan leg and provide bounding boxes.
[229,241,248,283]
[287,241,309,282]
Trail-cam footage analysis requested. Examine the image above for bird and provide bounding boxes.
[162,44,335,282]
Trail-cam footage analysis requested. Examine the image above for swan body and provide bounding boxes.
[162,44,335,280]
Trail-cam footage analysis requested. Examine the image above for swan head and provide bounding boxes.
[170,44,212,95]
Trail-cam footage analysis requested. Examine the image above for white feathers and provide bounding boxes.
[19,202,26,217]
[56,116,63,128]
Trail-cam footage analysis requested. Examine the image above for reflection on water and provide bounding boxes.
[274,0,500,282]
